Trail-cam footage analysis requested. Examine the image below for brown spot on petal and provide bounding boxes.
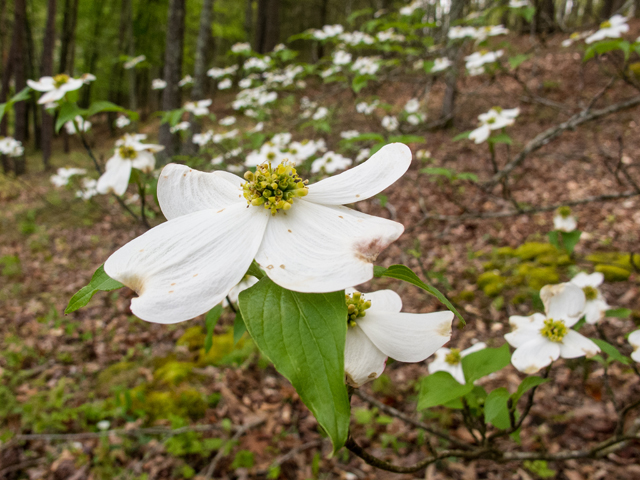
[356,194,360,198]
[338,216,344,219]
[217,209,225,213]
[288,229,292,233]
[193,274,198,277]
[183,173,187,177]
[280,265,285,269]
[267,265,274,270]
[120,274,146,296]
[139,249,144,252]
[171,283,176,286]
[437,321,452,338]
[353,237,389,263]
[168,290,174,294]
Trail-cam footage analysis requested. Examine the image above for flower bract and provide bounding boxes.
[428,342,487,384]
[569,272,610,324]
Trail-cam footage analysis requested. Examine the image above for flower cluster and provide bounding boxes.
[469,107,519,144]
[0,137,24,157]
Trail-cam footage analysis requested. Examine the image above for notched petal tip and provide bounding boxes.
[352,223,404,264]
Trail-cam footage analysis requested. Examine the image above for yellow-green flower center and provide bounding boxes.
[570,32,580,40]
[600,20,612,29]
[583,286,598,301]
[558,206,572,218]
[346,292,371,327]
[242,161,308,216]
[53,74,70,88]
[445,348,462,365]
[119,145,138,159]
[540,318,568,343]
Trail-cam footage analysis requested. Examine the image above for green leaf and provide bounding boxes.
[484,388,511,429]
[418,371,473,409]
[421,167,454,179]
[86,101,139,121]
[246,261,265,280]
[373,264,465,325]
[560,230,581,254]
[548,231,560,249]
[204,304,223,353]
[11,87,32,103]
[352,75,369,94]
[453,131,471,141]
[238,278,349,452]
[584,39,630,62]
[65,265,123,314]
[388,135,424,144]
[55,102,87,133]
[511,376,549,404]
[591,338,631,365]
[488,132,512,145]
[508,54,531,70]
[605,308,631,318]
[349,133,385,143]
[462,344,511,384]
[233,311,247,344]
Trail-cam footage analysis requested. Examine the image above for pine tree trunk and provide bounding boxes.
[440,0,466,125]
[41,0,56,170]
[158,0,185,162]
[255,0,280,53]
[82,1,105,108]
[192,0,214,101]
[13,0,27,175]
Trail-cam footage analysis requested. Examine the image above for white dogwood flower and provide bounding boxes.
[469,107,519,144]
[312,107,328,120]
[344,289,452,387]
[178,75,193,87]
[404,98,420,114]
[382,115,398,131]
[311,151,352,174]
[0,136,24,157]
[184,99,212,117]
[333,51,352,66]
[104,144,412,324]
[123,55,145,69]
[553,206,577,232]
[428,342,487,384]
[115,116,131,129]
[231,42,251,53]
[170,122,190,133]
[50,167,87,187]
[430,57,452,72]
[152,79,167,90]
[465,50,503,74]
[505,283,600,373]
[629,330,640,363]
[585,15,629,44]
[218,78,232,90]
[569,272,610,324]
[96,134,164,196]
[27,74,83,104]
[64,116,91,135]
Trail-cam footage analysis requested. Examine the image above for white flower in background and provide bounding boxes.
[288,140,324,163]
[152,79,167,90]
[170,122,190,133]
[207,65,238,79]
[351,57,381,75]
[64,116,92,135]
[339,31,375,45]
[569,272,610,324]
[505,283,599,373]
[50,167,87,187]
[76,177,99,200]
[416,149,431,161]
[553,206,577,232]
[244,108,258,118]
[231,42,251,53]
[413,59,424,70]
[184,99,212,117]
[344,289,452,387]
[250,122,264,133]
[431,57,452,72]
[273,43,286,52]
[123,55,145,69]
[404,98,420,114]
[80,73,96,84]
[376,29,405,42]
[245,142,288,168]
[27,74,83,104]
[320,66,340,78]
[115,116,131,129]
[219,116,236,126]
[193,130,213,146]
[312,24,344,40]
[226,164,244,174]
[400,0,428,15]
[96,134,164,196]
[212,129,239,143]
[629,331,640,363]
[0,137,24,157]
[311,151,352,174]
[232,86,277,110]
[428,342,487,384]
[97,420,111,431]
[218,78,232,90]
[356,148,370,163]
[239,78,252,89]
[465,50,503,74]
[211,155,224,165]
[356,100,379,115]
[312,107,328,120]
[225,148,242,159]
[585,15,629,44]
[244,57,271,71]
[340,130,360,139]
[469,107,519,144]
[178,75,193,87]
[473,25,509,42]
[333,50,352,66]
[509,0,528,7]
[103,144,411,323]
[407,113,425,125]
[448,26,478,40]
[382,115,399,132]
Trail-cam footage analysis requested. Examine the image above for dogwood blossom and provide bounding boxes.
[312,24,344,40]
[473,25,509,42]
[231,42,251,54]
[376,29,405,42]
[64,116,91,135]
[123,55,145,69]
[340,130,360,139]
[170,122,190,133]
[193,131,213,146]
[311,151,352,174]
[356,100,379,114]
[629,330,640,363]
[569,272,610,324]
[356,148,370,163]
[407,113,425,125]
[509,0,528,7]
[338,31,375,45]
[585,15,629,44]
[104,143,412,324]
[312,107,328,120]
[505,283,600,373]
[178,75,193,87]
[382,115,398,131]
[81,73,96,84]
[448,26,477,39]
[207,66,238,79]
[76,178,99,200]
[333,51,352,66]
[465,50,503,75]
[553,206,577,232]
[430,57,452,72]
[428,342,487,384]
[0,137,24,157]
[219,116,237,126]
[218,78,232,90]
[152,79,167,90]
[404,98,420,114]
[344,289,452,387]
[469,107,519,144]
[27,74,83,104]
[50,167,87,187]
[352,57,381,75]
[96,134,164,196]
[244,57,271,71]
[184,99,212,117]
[115,116,131,129]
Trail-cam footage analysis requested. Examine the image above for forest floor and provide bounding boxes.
[1,28,640,480]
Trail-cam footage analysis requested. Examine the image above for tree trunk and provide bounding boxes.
[318,0,329,58]
[13,0,27,175]
[255,0,279,54]
[0,31,14,174]
[244,0,253,47]
[440,0,465,125]
[82,1,105,107]
[41,0,56,170]
[534,0,556,33]
[59,0,79,74]
[193,0,214,101]
[599,0,623,20]
[158,0,185,162]
[108,0,130,134]
[126,0,137,113]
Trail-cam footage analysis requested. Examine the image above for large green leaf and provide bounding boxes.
[484,387,511,429]
[238,278,349,452]
[374,264,465,324]
[55,102,87,133]
[86,101,139,120]
[204,304,224,353]
[65,265,123,314]
[418,371,473,409]
[462,344,511,384]
[511,376,549,404]
[591,338,630,365]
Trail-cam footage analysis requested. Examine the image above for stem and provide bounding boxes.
[136,175,151,230]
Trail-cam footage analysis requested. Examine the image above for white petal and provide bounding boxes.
[469,124,491,144]
[157,164,245,220]
[60,78,84,92]
[505,313,546,348]
[541,283,585,326]
[428,356,465,384]
[570,272,604,288]
[629,330,640,363]
[583,299,608,324]
[559,330,600,359]
[304,143,411,206]
[362,289,403,314]
[131,151,156,173]
[27,78,54,92]
[344,325,388,387]
[256,202,403,292]
[511,337,560,374]
[104,203,269,324]
[357,310,453,362]
[96,156,132,196]
[461,342,487,357]
[38,89,66,105]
